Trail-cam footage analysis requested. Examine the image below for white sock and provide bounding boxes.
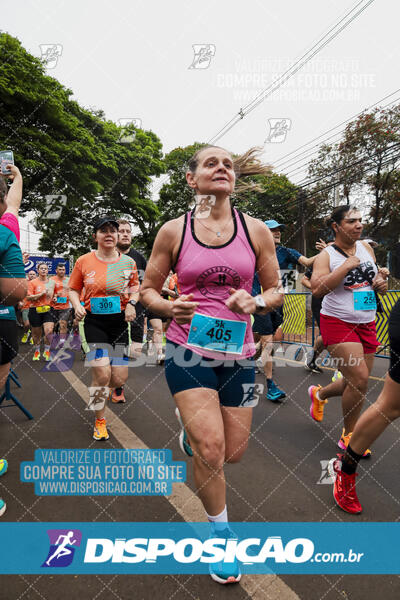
[44,345,50,352]
[206,505,228,531]
[316,390,322,401]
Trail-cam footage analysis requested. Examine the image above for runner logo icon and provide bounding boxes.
[41,529,82,567]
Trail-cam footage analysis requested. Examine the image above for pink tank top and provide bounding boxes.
[167,207,256,359]
[0,213,19,242]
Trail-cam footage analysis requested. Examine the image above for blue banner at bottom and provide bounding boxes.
[0,522,399,574]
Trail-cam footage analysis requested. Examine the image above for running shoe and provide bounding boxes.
[111,388,126,404]
[21,332,29,344]
[328,454,362,514]
[338,429,371,458]
[0,498,6,517]
[43,350,51,362]
[331,370,343,382]
[175,408,193,457]
[209,526,241,584]
[305,356,323,374]
[308,384,327,422]
[0,459,8,477]
[93,419,109,441]
[32,350,41,361]
[29,337,34,345]
[266,380,286,403]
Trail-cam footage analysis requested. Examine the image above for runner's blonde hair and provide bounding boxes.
[188,145,271,196]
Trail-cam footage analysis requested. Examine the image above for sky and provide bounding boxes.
[4,0,400,253]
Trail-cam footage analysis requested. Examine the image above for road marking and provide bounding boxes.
[62,369,300,599]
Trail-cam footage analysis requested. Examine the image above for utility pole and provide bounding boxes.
[297,189,306,256]
[333,182,341,207]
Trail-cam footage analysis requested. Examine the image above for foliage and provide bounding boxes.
[0,33,164,257]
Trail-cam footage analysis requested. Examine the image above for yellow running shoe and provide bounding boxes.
[93,419,109,441]
[0,459,8,477]
[308,385,328,422]
[43,350,51,362]
[32,350,41,361]
[29,337,34,345]
[331,370,343,383]
[21,332,29,344]
[338,428,371,458]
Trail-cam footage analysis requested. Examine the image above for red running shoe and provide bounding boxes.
[112,388,126,404]
[328,454,362,514]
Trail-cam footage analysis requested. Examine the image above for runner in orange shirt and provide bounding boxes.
[26,263,53,361]
[20,270,36,344]
[69,216,139,441]
[48,262,71,347]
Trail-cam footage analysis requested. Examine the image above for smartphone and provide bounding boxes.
[0,150,14,175]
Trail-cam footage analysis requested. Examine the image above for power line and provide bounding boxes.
[276,146,400,211]
[295,142,400,188]
[303,151,400,199]
[280,95,400,180]
[273,88,400,170]
[208,0,375,144]
[151,0,375,196]
[19,226,42,236]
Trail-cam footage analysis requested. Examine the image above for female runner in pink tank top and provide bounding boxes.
[141,146,283,584]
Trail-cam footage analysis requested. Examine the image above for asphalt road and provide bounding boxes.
[0,334,399,600]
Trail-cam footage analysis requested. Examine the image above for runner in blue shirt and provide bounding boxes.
[252,219,317,402]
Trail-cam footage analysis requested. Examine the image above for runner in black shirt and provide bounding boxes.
[117,220,146,346]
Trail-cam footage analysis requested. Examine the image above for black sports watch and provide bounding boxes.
[128,299,137,307]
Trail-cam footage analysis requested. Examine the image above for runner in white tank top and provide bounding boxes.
[307,206,388,462]
[321,241,377,323]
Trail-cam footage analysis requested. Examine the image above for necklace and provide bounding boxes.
[336,242,356,256]
[195,212,233,238]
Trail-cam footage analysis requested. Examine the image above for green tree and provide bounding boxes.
[157,143,204,226]
[0,33,164,257]
[307,105,400,254]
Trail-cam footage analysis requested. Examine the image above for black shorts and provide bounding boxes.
[164,341,256,407]
[311,296,322,329]
[0,319,18,365]
[28,307,53,328]
[50,307,71,323]
[252,307,283,336]
[130,302,146,343]
[389,299,400,384]
[147,310,167,324]
[84,311,129,347]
